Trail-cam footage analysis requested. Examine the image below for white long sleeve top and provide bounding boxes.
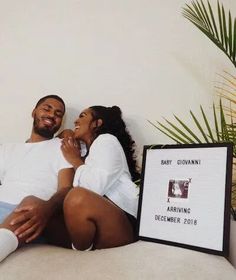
[73,134,139,217]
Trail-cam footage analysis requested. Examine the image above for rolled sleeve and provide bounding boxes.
[73,135,125,195]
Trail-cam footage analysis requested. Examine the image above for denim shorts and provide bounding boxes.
[0,201,17,223]
[0,201,46,244]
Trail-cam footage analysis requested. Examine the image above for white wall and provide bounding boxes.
[0,0,235,161]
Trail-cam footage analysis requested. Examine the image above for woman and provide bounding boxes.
[61,105,140,251]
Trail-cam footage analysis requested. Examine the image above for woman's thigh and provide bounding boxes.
[64,187,135,249]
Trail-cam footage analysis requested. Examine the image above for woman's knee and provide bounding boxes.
[63,187,91,215]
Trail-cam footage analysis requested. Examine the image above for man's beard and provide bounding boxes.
[33,119,60,139]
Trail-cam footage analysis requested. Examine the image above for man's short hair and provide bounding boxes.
[35,95,66,113]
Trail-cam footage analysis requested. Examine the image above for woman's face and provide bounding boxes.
[73,108,97,143]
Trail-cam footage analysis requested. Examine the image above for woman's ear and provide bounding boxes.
[92,118,103,129]
[96,119,103,128]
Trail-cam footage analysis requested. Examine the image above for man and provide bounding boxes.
[0,95,74,262]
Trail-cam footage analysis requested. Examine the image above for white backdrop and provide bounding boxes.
[0,0,235,163]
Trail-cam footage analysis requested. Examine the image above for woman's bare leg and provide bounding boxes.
[63,187,135,250]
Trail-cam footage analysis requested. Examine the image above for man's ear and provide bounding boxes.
[31,109,36,118]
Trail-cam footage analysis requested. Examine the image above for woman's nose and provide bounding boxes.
[74,120,79,126]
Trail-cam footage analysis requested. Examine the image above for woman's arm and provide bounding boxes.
[61,137,84,169]
[73,135,126,195]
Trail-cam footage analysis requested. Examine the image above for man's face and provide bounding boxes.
[32,98,65,139]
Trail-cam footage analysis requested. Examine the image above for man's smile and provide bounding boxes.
[41,117,55,127]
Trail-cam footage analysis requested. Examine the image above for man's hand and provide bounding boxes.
[11,196,53,243]
[10,168,73,243]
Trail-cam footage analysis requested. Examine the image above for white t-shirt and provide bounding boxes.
[73,134,139,217]
[0,138,71,204]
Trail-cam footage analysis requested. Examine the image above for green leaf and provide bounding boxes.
[156,121,191,144]
[221,4,228,52]
[200,105,215,142]
[190,110,209,143]
[193,1,207,27]
[218,1,224,45]
[228,11,233,56]
[200,0,214,34]
[163,118,195,143]
[208,0,219,40]
[233,18,236,63]
[213,103,220,142]
[148,120,182,144]
[219,99,229,141]
[183,0,236,69]
[174,115,202,143]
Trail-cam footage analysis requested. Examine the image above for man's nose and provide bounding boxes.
[47,110,56,119]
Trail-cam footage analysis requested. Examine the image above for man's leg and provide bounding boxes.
[0,202,19,262]
[0,200,40,262]
[43,211,72,249]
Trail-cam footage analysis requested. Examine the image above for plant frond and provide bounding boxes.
[148,120,182,144]
[219,99,230,141]
[216,93,236,106]
[233,18,236,60]
[163,118,195,143]
[228,11,233,56]
[213,103,220,141]
[200,105,216,142]
[174,115,202,143]
[215,86,236,95]
[183,0,236,67]
[155,120,191,144]
[208,0,219,39]
[190,110,210,142]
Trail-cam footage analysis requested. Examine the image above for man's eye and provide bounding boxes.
[56,113,63,118]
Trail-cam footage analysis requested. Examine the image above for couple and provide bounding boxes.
[0,95,140,262]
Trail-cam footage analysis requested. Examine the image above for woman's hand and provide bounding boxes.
[57,129,75,139]
[61,137,84,169]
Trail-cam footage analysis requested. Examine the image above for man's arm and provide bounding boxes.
[46,167,75,214]
[11,168,74,242]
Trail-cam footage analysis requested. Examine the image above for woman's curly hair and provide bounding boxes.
[90,105,140,182]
